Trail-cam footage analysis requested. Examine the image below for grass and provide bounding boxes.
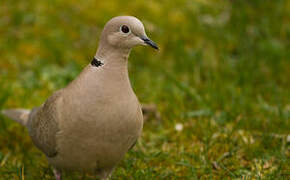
[0,0,289,179]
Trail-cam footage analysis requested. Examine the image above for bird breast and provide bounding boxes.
[50,86,143,171]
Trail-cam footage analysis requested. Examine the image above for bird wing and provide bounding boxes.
[27,90,63,158]
[129,103,143,150]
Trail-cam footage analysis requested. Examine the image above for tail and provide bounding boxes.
[1,109,31,126]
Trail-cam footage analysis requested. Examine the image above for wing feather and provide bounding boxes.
[27,90,63,157]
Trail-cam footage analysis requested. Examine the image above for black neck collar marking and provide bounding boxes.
[91,57,104,67]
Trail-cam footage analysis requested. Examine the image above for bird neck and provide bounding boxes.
[95,43,131,70]
[92,43,133,89]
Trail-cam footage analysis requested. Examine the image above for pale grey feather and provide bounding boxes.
[27,90,63,157]
[1,109,30,126]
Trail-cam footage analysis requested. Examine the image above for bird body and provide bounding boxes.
[46,63,143,172]
[2,16,158,179]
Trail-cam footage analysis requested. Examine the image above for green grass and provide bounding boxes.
[0,0,289,179]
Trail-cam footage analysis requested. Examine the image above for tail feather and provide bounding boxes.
[1,109,30,126]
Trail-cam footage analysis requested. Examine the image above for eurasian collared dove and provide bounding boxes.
[2,16,158,180]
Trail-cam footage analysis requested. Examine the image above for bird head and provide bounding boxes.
[99,16,159,50]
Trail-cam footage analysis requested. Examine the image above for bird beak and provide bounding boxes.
[141,37,159,50]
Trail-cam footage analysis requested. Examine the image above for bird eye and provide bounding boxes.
[120,25,130,34]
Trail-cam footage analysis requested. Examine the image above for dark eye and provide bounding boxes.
[121,25,130,33]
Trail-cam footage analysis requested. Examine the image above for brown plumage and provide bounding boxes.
[2,16,158,180]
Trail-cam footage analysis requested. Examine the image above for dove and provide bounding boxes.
[2,16,158,180]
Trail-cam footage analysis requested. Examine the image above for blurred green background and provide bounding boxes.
[0,0,289,179]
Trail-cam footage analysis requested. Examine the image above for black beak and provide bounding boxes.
[141,37,159,50]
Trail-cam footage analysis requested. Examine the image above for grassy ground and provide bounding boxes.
[0,0,289,179]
